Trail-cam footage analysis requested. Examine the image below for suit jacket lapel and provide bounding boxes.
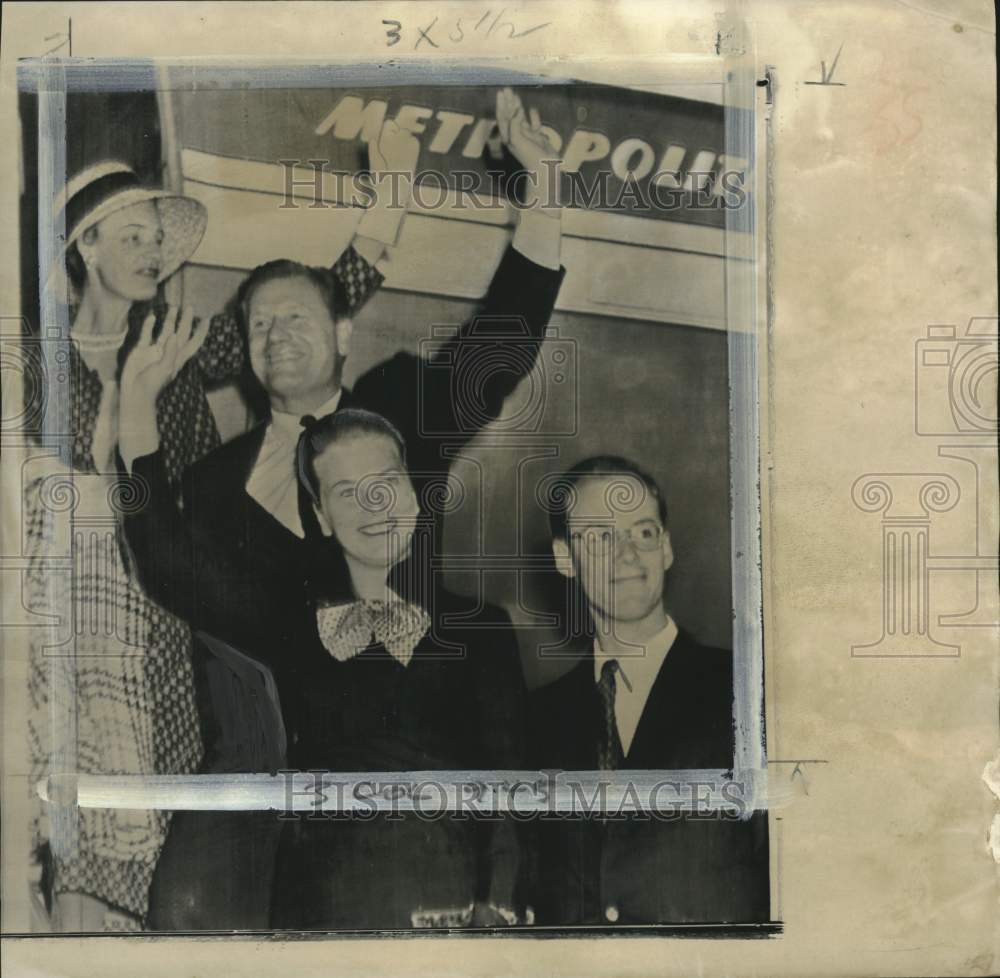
[558,655,604,770]
[202,423,267,498]
[624,637,682,769]
[207,423,305,561]
[228,424,270,537]
[625,631,734,770]
[236,423,269,483]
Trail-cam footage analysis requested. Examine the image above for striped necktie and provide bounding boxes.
[597,659,626,770]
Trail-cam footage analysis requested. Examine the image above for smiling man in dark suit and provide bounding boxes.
[526,455,770,927]
[121,88,564,661]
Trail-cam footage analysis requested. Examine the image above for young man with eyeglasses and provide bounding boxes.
[524,455,769,926]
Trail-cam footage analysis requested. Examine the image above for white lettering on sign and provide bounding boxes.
[683,150,718,192]
[460,118,497,159]
[313,95,732,187]
[652,145,687,189]
[315,96,388,141]
[562,130,612,173]
[393,104,435,135]
[428,110,475,153]
[610,138,656,181]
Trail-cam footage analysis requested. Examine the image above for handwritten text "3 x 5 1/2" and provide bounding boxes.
[383,9,551,50]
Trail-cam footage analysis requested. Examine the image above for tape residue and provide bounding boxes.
[981,753,1000,863]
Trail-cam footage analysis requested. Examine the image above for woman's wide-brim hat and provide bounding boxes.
[47,160,207,299]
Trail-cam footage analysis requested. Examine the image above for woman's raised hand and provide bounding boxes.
[121,305,208,406]
[118,306,208,469]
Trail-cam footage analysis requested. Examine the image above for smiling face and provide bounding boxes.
[313,433,419,571]
[84,200,164,301]
[553,474,673,628]
[246,274,352,411]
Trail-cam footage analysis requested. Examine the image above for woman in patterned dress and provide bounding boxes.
[26,159,386,931]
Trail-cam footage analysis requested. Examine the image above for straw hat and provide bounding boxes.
[48,160,207,299]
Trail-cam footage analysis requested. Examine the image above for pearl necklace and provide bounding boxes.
[72,327,128,352]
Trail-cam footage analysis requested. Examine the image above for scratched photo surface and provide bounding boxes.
[6,58,772,936]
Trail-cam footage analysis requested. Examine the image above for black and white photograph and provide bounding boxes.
[9,55,770,936]
[3,5,995,974]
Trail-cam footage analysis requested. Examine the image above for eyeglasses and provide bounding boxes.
[570,518,664,556]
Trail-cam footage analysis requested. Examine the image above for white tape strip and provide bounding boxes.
[38,770,786,818]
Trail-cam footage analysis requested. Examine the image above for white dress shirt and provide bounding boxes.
[510,208,562,271]
[245,390,342,537]
[593,616,679,757]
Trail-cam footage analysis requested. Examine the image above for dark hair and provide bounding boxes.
[296,408,408,506]
[236,259,350,334]
[547,454,669,540]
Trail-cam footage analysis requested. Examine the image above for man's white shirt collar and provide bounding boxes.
[245,389,343,538]
[593,616,678,758]
[269,390,343,435]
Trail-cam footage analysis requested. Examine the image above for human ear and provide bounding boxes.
[77,226,100,271]
[390,474,420,521]
[552,537,576,579]
[335,317,354,359]
[660,530,674,572]
[314,502,334,537]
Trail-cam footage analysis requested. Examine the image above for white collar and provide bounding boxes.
[269,389,343,436]
[593,615,678,690]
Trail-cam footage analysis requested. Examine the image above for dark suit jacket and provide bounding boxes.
[525,629,770,926]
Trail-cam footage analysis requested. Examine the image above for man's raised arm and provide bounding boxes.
[423,89,565,446]
[352,88,566,459]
